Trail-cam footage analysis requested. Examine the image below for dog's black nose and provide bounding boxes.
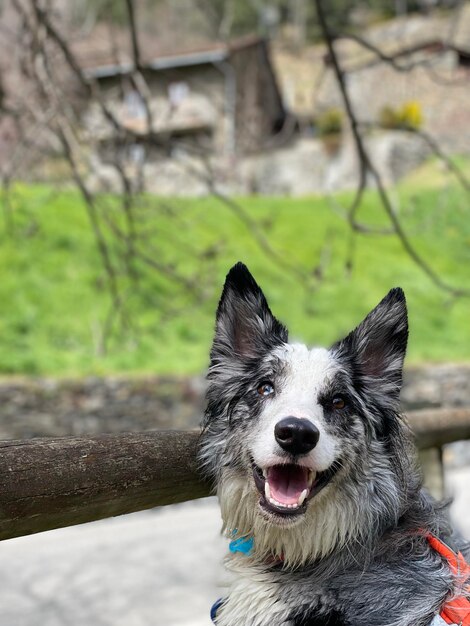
[274,417,320,456]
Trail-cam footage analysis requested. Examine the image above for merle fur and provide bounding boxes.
[203,263,288,480]
[200,262,467,626]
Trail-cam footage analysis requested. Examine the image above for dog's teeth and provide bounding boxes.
[265,482,271,500]
[268,496,300,510]
[298,488,308,506]
[262,469,268,479]
[307,472,316,487]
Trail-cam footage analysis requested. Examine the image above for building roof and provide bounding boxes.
[72,29,265,80]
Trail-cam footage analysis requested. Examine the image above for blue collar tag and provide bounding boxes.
[229,536,254,555]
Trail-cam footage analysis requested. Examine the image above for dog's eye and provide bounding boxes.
[332,397,346,410]
[257,382,274,397]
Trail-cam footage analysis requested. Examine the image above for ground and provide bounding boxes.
[0,460,468,626]
[0,500,224,626]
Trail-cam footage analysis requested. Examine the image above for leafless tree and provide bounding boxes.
[2,0,318,354]
[314,0,470,299]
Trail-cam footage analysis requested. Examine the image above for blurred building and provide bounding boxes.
[2,4,469,195]
[73,33,288,164]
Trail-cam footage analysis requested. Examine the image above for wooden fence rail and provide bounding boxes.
[0,430,210,542]
[0,408,468,542]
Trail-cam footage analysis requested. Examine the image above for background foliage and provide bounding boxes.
[1,159,469,376]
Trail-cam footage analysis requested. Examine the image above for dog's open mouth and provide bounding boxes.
[252,461,336,518]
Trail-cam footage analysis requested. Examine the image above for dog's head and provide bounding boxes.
[200,263,412,565]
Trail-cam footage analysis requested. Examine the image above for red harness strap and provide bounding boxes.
[426,533,470,625]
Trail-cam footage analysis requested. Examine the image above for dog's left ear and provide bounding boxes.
[332,288,408,406]
[211,262,288,364]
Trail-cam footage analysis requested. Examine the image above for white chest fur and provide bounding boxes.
[215,556,292,626]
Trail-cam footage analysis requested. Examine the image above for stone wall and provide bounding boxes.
[402,364,470,410]
[87,130,430,196]
[0,364,469,441]
[0,376,206,440]
[241,131,430,195]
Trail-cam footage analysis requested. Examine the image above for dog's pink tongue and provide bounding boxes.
[267,465,309,505]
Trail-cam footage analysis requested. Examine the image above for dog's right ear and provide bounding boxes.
[211,262,288,364]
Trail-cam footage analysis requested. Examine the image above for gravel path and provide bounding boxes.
[0,500,225,626]
[0,469,468,626]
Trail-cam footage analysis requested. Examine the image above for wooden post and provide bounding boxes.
[0,407,468,542]
[418,447,445,499]
[0,430,212,542]
[405,408,470,500]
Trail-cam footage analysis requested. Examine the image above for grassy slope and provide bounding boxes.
[0,161,469,376]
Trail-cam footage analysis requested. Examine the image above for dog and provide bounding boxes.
[199,262,470,626]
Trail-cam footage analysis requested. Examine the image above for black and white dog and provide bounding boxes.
[200,262,470,626]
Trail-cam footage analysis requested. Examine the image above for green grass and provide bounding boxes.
[0,165,470,377]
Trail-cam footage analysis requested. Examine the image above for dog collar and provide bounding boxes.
[426,533,470,625]
[212,532,470,625]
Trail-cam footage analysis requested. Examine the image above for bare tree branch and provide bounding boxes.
[314,0,470,299]
[359,122,470,194]
[335,34,463,73]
